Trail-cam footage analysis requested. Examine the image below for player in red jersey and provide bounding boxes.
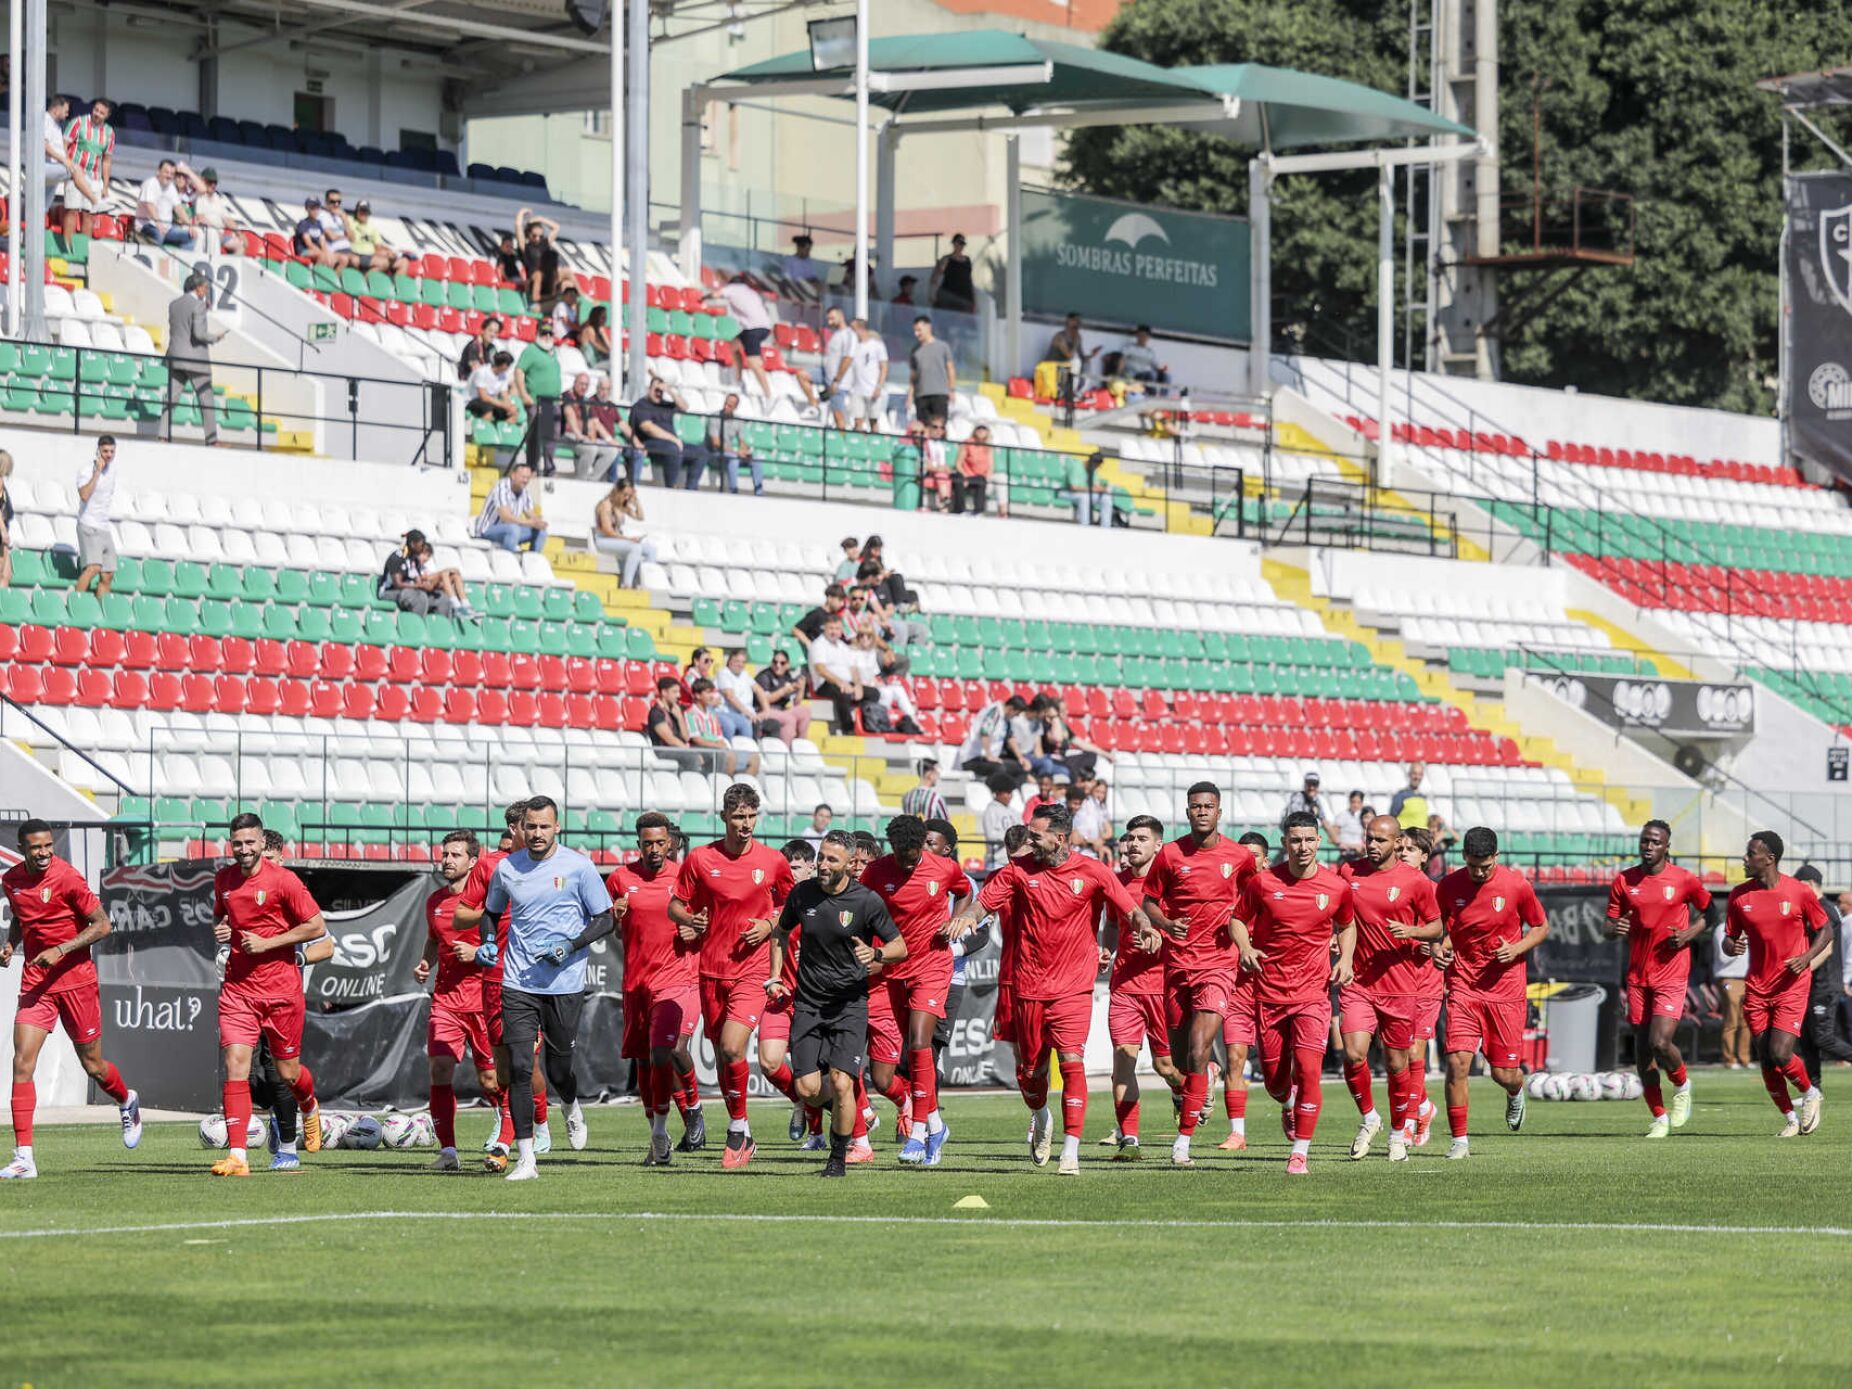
[209,812,328,1176]
[862,814,970,1166]
[669,783,796,1169]
[610,812,702,1165]
[1436,826,1548,1160]
[1102,815,1181,1161]
[1139,783,1259,1166]
[1394,826,1444,1148]
[1336,815,1441,1163]
[416,830,501,1172]
[1228,811,1355,1175]
[1723,830,1831,1137]
[1,819,140,1180]
[1605,820,1713,1138]
[951,804,1149,1175]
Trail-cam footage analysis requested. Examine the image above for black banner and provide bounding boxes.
[1525,671,1756,738]
[1786,171,1852,480]
[1530,884,1624,985]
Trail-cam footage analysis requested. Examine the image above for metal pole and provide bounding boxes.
[1247,157,1270,399]
[1377,162,1394,485]
[1006,133,1021,380]
[625,0,648,399]
[1779,114,1790,470]
[875,122,895,291]
[852,0,869,323]
[678,87,702,289]
[7,0,23,334]
[610,3,625,399]
[21,0,49,343]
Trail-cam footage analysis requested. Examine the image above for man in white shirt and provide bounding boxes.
[136,160,198,250]
[709,274,776,404]
[466,352,520,422]
[1066,782,1108,858]
[178,165,240,254]
[316,189,360,269]
[40,95,100,208]
[807,614,868,735]
[820,306,857,429]
[847,319,890,431]
[713,648,761,740]
[75,436,120,598]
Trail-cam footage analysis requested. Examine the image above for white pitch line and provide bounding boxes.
[1,1210,1847,1241]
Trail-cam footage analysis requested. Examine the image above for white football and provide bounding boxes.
[343,1115,384,1150]
[1541,1073,1568,1101]
[198,1113,228,1148]
[1569,1073,1599,1101]
[1599,1072,1628,1100]
[409,1112,437,1148]
[1623,1073,1645,1101]
[380,1113,420,1150]
[247,1115,268,1145]
[1525,1072,1551,1099]
[318,1112,353,1150]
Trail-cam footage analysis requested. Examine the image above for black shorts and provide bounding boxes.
[791,999,868,1080]
[915,393,949,425]
[737,326,771,357]
[501,986,586,1059]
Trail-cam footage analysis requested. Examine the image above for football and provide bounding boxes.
[1599,1072,1628,1100]
[1623,1073,1645,1101]
[1569,1074,1599,1101]
[1525,1072,1552,1099]
[380,1113,420,1149]
[342,1115,384,1150]
[317,1111,353,1150]
[409,1112,438,1148]
[197,1114,227,1148]
[1542,1073,1570,1101]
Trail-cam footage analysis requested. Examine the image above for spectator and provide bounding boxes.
[591,478,657,587]
[474,460,547,553]
[803,805,833,851]
[1711,901,1751,1068]
[562,373,618,479]
[456,316,502,382]
[750,648,812,744]
[858,536,918,617]
[1426,814,1457,870]
[514,322,563,474]
[913,421,952,512]
[838,249,875,302]
[465,349,519,422]
[517,208,563,306]
[579,305,612,367]
[550,284,582,345]
[834,538,862,582]
[165,273,225,446]
[783,233,822,288]
[59,96,114,241]
[928,232,976,312]
[494,230,526,291]
[701,392,761,496]
[980,774,1017,869]
[42,96,101,227]
[807,613,872,734]
[1068,781,1109,859]
[907,315,955,427]
[378,529,474,619]
[688,679,760,776]
[1118,324,1170,387]
[847,628,888,724]
[707,273,775,403]
[792,582,848,652]
[681,646,717,701]
[136,158,197,250]
[1038,695,1103,783]
[178,165,241,253]
[847,317,889,431]
[343,200,410,274]
[627,375,688,487]
[1389,761,1430,828]
[953,424,993,516]
[74,436,119,599]
[1021,772,1061,824]
[819,305,857,428]
[957,694,1029,790]
[293,195,339,266]
[1044,312,1099,373]
[314,189,361,268]
[0,450,13,590]
[853,562,924,649]
[900,759,949,821]
[1280,770,1324,832]
[892,275,918,306]
[713,649,762,741]
[1331,789,1368,860]
[646,676,715,774]
[590,375,639,480]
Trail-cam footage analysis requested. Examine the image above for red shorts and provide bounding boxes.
[1444,992,1526,1067]
[429,995,493,1063]
[1164,967,1234,1032]
[219,985,306,1058]
[1338,985,1418,1051]
[1745,980,1808,1038]
[482,978,506,1048]
[991,984,1014,1042]
[1222,972,1261,1049]
[866,983,903,1065]
[16,981,102,1044]
[1626,981,1686,1028]
[882,955,956,1020]
[1258,999,1330,1057]
[699,975,764,1036]
[1412,993,1443,1042]
[1013,991,1092,1059]
[1108,989,1169,1054]
[759,993,793,1044]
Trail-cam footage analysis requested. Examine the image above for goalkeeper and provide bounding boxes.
[477,795,617,1182]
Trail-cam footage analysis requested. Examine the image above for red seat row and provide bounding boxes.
[1565,555,1852,621]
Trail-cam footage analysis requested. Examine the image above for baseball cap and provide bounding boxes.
[304,195,320,208]
[1303,770,1321,784]
[353,200,371,213]
[200,167,219,183]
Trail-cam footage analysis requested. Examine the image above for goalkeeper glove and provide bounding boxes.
[474,938,499,969]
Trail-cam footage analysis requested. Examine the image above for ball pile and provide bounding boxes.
[1523,1070,1645,1102]
[197,1113,268,1148]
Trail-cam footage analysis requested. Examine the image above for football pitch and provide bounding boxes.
[2,1072,1848,1388]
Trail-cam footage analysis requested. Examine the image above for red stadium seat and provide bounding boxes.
[220,636,254,676]
[353,644,388,681]
[253,638,287,677]
[374,685,409,721]
[279,680,312,717]
[213,676,247,714]
[87,627,126,667]
[147,671,182,710]
[386,645,420,683]
[180,674,215,713]
[188,634,223,674]
[442,688,476,724]
[475,689,508,725]
[342,683,376,720]
[121,629,157,669]
[409,688,441,723]
[110,670,147,709]
[50,626,87,666]
[309,681,343,719]
[75,669,111,707]
[245,678,280,716]
[40,668,76,704]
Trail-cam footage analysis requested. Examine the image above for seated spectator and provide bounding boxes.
[591,477,656,587]
[564,374,622,480]
[293,195,338,266]
[701,392,761,496]
[900,758,948,821]
[1044,312,1099,372]
[1067,781,1109,859]
[466,350,519,421]
[136,159,198,250]
[953,424,993,516]
[344,200,410,274]
[178,164,241,254]
[707,272,776,403]
[1021,771,1061,824]
[550,284,582,344]
[847,626,884,694]
[474,460,547,553]
[712,648,760,741]
[957,694,1029,790]
[917,421,952,511]
[874,656,924,736]
[792,582,848,652]
[833,537,862,582]
[494,230,527,292]
[517,207,563,307]
[803,804,834,850]
[1331,789,1367,860]
[316,189,360,269]
[378,528,475,619]
[1118,324,1170,387]
[980,773,1018,868]
[0,450,14,590]
[647,676,718,775]
[807,614,874,734]
[628,375,687,487]
[457,316,501,382]
[682,647,717,702]
[751,648,812,744]
[1039,695,1103,782]
[579,305,612,366]
[687,679,760,776]
[1013,696,1060,778]
[843,582,899,663]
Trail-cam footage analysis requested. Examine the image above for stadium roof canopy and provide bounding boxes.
[1757,66,1852,108]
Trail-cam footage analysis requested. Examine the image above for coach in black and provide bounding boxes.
[767,830,906,1177]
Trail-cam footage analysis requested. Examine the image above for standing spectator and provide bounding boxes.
[165,274,225,445]
[980,774,1017,869]
[0,451,14,590]
[495,231,527,291]
[783,233,822,288]
[803,805,834,851]
[900,759,949,822]
[591,478,656,587]
[847,317,889,430]
[474,461,547,553]
[1117,325,1170,387]
[293,196,339,267]
[953,424,993,516]
[578,305,612,367]
[1425,814,1457,872]
[820,305,857,428]
[708,273,775,403]
[807,614,871,734]
[751,649,812,745]
[517,208,562,307]
[316,190,360,268]
[514,323,563,474]
[956,694,1029,790]
[1331,790,1368,861]
[1712,903,1751,1069]
[928,233,976,312]
[1389,761,1430,828]
[627,376,688,487]
[60,96,114,241]
[456,316,501,382]
[42,96,101,224]
[177,165,240,253]
[714,649,762,741]
[74,436,119,598]
[688,680,760,776]
[646,677,712,774]
[466,350,519,423]
[343,200,409,274]
[1279,770,1324,832]
[378,529,474,619]
[906,316,955,427]
[135,159,198,250]
[702,393,760,496]
[550,284,583,345]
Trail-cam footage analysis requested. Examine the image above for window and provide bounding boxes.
[294,93,333,133]
[583,110,611,137]
[400,129,437,152]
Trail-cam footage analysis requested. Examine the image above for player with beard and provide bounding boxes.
[1395,826,1443,1147]
[610,814,700,1165]
[417,831,500,1171]
[1102,816,1182,1160]
[246,830,335,1171]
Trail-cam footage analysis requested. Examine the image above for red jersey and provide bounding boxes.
[675,841,796,981]
[1109,865,1162,995]
[1339,859,1440,996]
[1,856,102,994]
[977,853,1135,1001]
[861,851,967,981]
[1725,874,1828,993]
[214,859,321,995]
[424,884,483,1009]
[1235,862,1354,1006]
[1607,864,1712,989]
[458,848,509,980]
[1141,834,1258,980]
[609,860,695,993]
[1437,865,1546,1001]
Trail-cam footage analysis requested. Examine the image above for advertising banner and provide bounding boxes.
[1785,171,1852,480]
[1525,670,1756,738]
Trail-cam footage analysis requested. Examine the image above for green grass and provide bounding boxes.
[1,1072,1848,1387]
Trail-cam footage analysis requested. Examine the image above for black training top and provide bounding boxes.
[777,878,898,1009]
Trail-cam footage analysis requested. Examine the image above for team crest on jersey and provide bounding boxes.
[255,889,267,906]
[751,869,765,884]
[1780,899,1791,916]
[927,881,939,897]
[1663,884,1676,901]
[1070,877,1084,895]
[38,887,50,903]
[553,877,565,890]
[1220,863,1233,879]
[1493,896,1505,911]
[839,910,854,927]
[1316,893,1330,910]
[1387,886,1401,903]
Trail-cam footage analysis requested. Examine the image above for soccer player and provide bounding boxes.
[1,820,140,1180]
[950,804,1148,1174]
[1139,783,1259,1166]
[862,815,968,1165]
[416,831,499,1171]
[670,783,796,1169]
[1337,815,1441,1162]
[250,830,334,1171]
[1722,831,1830,1137]
[924,819,988,1071]
[768,831,907,1176]
[480,796,616,1181]
[1102,816,1181,1160]
[610,813,699,1166]
[1394,826,1443,1147]
[1605,820,1712,1138]
[209,812,328,1176]
[1228,811,1355,1175]
[1437,826,1548,1160]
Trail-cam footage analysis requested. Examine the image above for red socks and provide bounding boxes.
[1342,1059,1374,1117]
[95,1061,129,1105]
[878,1071,911,1115]
[1292,1050,1323,1141]
[533,1053,549,1122]
[1780,1056,1811,1093]
[722,1059,751,1122]
[677,1066,700,1114]
[495,1088,515,1146]
[1018,1065,1049,1113]
[223,1079,252,1152]
[1115,1092,1140,1139]
[851,1072,869,1140]
[1386,1069,1408,1134]
[1666,1062,1688,1087]
[286,1063,317,1109]
[908,1047,938,1122]
[10,1080,34,1147]
[764,1061,798,1103]
[430,1083,457,1148]
[1059,1059,1088,1138]
[1447,1103,1469,1139]
[1642,1072,1665,1118]
[1178,1071,1207,1136]
[1761,1063,1793,1113]
[1224,1076,1247,1120]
